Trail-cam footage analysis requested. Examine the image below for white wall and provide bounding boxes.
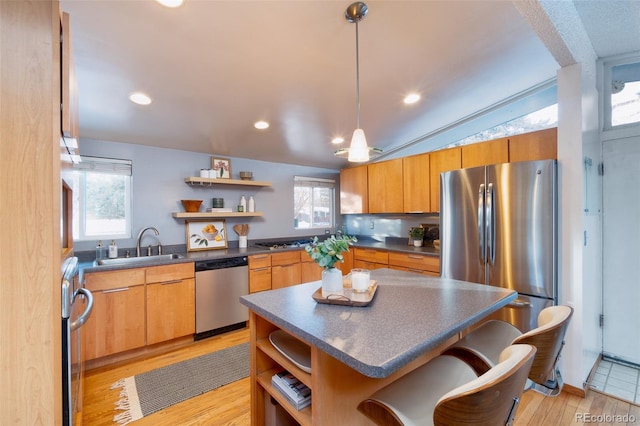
[75,138,339,252]
[557,62,602,390]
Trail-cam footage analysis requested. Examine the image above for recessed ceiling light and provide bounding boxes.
[332,137,345,145]
[129,92,152,105]
[254,121,269,130]
[155,0,184,8]
[404,93,421,105]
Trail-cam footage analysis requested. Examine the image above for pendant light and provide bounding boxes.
[335,2,382,162]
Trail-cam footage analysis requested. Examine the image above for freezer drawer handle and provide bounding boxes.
[508,299,532,308]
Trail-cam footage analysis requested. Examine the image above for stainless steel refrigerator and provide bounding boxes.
[440,159,557,332]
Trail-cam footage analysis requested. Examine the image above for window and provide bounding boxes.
[447,104,558,148]
[609,61,640,128]
[294,176,335,230]
[72,156,132,241]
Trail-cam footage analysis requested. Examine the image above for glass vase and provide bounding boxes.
[322,267,343,297]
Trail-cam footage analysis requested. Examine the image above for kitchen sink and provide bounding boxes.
[95,253,184,266]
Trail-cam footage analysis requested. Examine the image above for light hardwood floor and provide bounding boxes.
[82,328,640,425]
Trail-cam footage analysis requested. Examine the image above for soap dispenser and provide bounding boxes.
[108,240,118,259]
[240,195,247,212]
[248,195,255,212]
[95,240,106,260]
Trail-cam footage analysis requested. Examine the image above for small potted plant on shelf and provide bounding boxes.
[410,227,425,247]
[305,234,357,296]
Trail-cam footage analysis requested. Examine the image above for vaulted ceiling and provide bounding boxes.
[61,1,640,169]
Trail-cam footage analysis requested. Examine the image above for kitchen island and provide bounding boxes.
[239,268,517,425]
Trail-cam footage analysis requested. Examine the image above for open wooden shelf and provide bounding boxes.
[171,211,264,219]
[185,177,271,187]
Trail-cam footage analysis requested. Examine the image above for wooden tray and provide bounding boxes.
[312,281,377,307]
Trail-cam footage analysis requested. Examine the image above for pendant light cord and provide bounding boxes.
[355,19,361,129]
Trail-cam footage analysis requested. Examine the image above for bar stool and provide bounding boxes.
[443,305,573,396]
[357,344,536,426]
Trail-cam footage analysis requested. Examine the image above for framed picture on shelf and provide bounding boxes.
[211,157,231,179]
[186,220,228,251]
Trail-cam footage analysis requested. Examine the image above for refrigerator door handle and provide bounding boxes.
[478,183,485,263]
[487,183,496,265]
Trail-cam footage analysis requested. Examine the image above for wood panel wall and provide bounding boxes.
[0,1,62,423]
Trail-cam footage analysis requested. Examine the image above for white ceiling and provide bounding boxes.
[60,1,640,170]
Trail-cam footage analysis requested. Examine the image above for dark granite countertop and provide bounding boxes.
[79,236,440,275]
[240,268,516,378]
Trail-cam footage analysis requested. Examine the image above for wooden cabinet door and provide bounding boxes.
[354,259,387,270]
[272,264,301,289]
[249,267,272,293]
[340,165,369,214]
[461,137,509,169]
[300,260,323,283]
[83,285,145,360]
[508,128,557,163]
[60,12,79,142]
[388,252,440,275]
[336,249,354,275]
[429,147,462,213]
[403,153,430,213]
[354,248,389,265]
[368,159,403,213]
[146,278,195,345]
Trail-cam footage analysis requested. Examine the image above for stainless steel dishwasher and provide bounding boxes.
[194,256,248,340]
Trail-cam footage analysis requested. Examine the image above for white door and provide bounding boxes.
[602,136,640,364]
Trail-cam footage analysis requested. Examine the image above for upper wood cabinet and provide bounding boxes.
[340,165,368,214]
[339,128,556,215]
[508,128,557,163]
[368,159,404,213]
[403,153,430,213]
[461,137,509,168]
[60,12,79,153]
[429,147,461,213]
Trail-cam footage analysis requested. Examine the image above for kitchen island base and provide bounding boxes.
[242,269,517,425]
[250,311,458,425]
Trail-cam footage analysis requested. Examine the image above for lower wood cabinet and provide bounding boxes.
[83,285,146,360]
[83,262,195,361]
[272,251,302,289]
[300,257,323,283]
[388,252,440,276]
[249,254,272,293]
[353,248,389,270]
[146,277,195,345]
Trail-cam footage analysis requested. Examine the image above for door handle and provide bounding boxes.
[71,288,94,331]
[486,183,495,266]
[478,183,485,263]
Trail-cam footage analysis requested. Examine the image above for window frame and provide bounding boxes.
[602,55,640,133]
[293,176,335,231]
[72,156,133,242]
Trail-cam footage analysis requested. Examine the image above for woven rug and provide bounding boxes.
[111,342,249,425]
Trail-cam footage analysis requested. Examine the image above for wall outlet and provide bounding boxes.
[369,220,374,229]
[325,229,330,235]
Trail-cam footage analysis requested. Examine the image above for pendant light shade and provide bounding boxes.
[335,2,382,163]
[348,129,368,162]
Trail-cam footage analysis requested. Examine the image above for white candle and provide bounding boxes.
[351,269,370,292]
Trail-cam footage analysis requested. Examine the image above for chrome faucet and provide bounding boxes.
[136,226,159,257]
